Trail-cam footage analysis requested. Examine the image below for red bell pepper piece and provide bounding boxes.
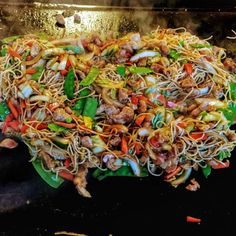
[190,132,208,140]
[184,63,193,75]
[121,137,128,154]
[58,170,74,181]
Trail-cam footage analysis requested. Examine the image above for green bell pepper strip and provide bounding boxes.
[0,48,7,57]
[219,102,236,125]
[202,165,211,178]
[168,49,181,60]
[190,44,212,49]
[116,65,126,76]
[48,123,68,132]
[1,35,21,44]
[80,67,100,86]
[31,66,44,81]
[82,97,98,120]
[64,68,75,99]
[129,66,153,75]
[179,40,185,47]
[92,165,148,181]
[0,101,10,121]
[72,89,90,115]
[218,150,231,161]
[229,82,236,100]
[32,159,64,188]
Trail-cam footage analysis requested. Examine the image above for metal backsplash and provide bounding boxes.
[0,2,236,58]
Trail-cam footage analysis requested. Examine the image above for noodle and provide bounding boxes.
[0,28,236,196]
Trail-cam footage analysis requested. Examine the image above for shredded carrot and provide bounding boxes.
[100,40,116,51]
[26,55,32,61]
[186,216,201,223]
[177,121,188,129]
[54,121,76,129]
[158,94,167,106]
[134,142,142,155]
[165,166,182,180]
[26,68,36,74]
[135,114,146,126]
[7,100,19,119]
[121,136,128,154]
[48,102,60,111]
[26,41,33,47]
[8,48,21,59]
[20,99,26,109]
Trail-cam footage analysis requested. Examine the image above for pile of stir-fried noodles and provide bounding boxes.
[0,28,236,197]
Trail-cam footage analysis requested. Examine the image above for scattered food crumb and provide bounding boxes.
[186,178,200,191]
[186,216,201,223]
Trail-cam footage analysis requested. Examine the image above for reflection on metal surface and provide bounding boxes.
[0,2,235,56]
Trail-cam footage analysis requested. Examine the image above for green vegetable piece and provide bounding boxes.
[64,68,75,99]
[190,44,212,49]
[62,45,84,54]
[202,165,211,178]
[1,35,21,44]
[179,40,185,47]
[0,48,7,57]
[72,89,90,115]
[168,49,181,60]
[92,166,148,181]
[32,159,64,188]
[65,117,73,123]
[129,66,153,75]
[230,82,236,100]
[101,44,119,58]
[48,123,68,132]
[82,97,98,119]
[21,49,30,61]
[80,67,100,86]
[116,65,126,76]
[53,136,70,149]
[31,66,44,81]
[0,101,10,121]
[218,150,231,161]
[220,102,236,125]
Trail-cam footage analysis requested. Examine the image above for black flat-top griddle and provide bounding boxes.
[0,1,236,235]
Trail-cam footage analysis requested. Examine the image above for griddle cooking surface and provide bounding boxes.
[0,2,236,235]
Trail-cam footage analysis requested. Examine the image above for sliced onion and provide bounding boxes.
[138,128,151,137]
[130,50,159,62]
[19,83,33,98]
[121,156,141,176]
[58,54,68,70]
[29,95,50,102]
